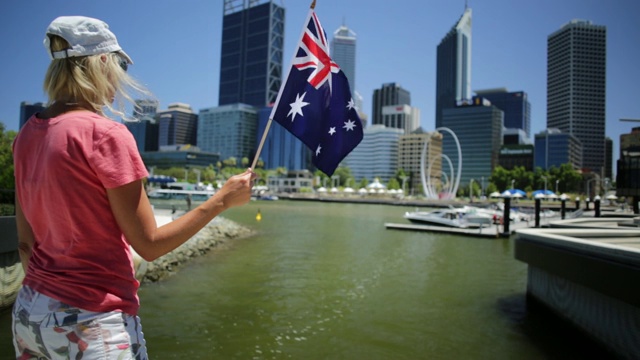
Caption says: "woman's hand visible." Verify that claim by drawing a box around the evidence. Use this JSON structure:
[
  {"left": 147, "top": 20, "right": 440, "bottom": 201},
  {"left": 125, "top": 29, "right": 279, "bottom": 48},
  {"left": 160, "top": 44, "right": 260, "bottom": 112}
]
[{"left": 217, "top": 168, "right": 257, "bottom": 210}]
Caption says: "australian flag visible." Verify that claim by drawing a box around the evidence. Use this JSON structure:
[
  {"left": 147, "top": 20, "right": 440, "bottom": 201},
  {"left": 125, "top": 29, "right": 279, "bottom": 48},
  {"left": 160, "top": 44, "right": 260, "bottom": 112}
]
[{"left": 270, "top": 9, "right": 363, "bottom": 176}]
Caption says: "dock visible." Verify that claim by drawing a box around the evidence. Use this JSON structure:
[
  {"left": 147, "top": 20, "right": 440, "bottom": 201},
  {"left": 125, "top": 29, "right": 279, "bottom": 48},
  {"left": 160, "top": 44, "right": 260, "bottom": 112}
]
[
  {"left": 515, "top": 217, "right": 640, "bottom": 358},
  {"left": 385, "top": 217, "right": 551, "bottom": 238}
]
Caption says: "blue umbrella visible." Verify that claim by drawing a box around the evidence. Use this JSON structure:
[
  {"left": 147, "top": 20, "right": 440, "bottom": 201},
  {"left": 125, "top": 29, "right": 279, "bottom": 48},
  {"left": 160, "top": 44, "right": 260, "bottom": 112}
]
[
  {"left": 532, "top": 189, "right": 555, "bottom": 197},
  {"left": 148, "top": 175, "right": 177, "bottom": 184},
  {"left": 507, "top": 189, "right": 526, "bottom": 196}
]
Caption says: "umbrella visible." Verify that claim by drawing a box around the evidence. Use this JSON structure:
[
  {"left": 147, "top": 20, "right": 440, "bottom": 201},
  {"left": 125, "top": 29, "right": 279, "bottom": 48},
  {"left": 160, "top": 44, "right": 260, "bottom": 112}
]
[
  {"left": 148, "top": 175, "right": 177, "bottom": 184},
  {"left": 606, "top": 194, "right": 618, "bottom": 200},
  {"left": 507, "top": 189, "right": 526, "bottom": 196},
  {"left": 489, "top": 191, "right": 501, "bottom": 198},
  {"left": 532, "top": 189, "right": 556, "bottom": 198}
]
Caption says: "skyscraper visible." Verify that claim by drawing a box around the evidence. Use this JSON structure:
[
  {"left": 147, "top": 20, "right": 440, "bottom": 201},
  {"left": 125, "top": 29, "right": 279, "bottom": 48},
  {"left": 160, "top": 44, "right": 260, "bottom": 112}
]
[
  {"left": 19, "top": 101, "right": 45, "bottom": 129},
  {"left": 331, "top": 24, "right": 356, "bottom": 90},
  {"left": 219, "top": 0, "right": 284, "bottom": 107},
  {"left": 547, "top": 19, "right": 606, "bottom": 174},
  {"left": 475, "top": 88, "right": 531, "bottom": 137},
  {"left": 435, "top": 7, "right": 472, "bottom": 128},
  {"left": 198, "top": 103, "right": 258, "bottom": 163},
  {"left": 156, "top": 103, "right": 198, "bottom": 147},
  {"left": 372, "top": 83, "right": 411, "bottom": 128}
]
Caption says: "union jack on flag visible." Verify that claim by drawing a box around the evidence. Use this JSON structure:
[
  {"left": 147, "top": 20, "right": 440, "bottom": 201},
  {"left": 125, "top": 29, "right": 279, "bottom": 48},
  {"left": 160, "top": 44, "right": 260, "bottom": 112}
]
[{"left": 270, "top": 8, "right": 363, "bottom": 176}]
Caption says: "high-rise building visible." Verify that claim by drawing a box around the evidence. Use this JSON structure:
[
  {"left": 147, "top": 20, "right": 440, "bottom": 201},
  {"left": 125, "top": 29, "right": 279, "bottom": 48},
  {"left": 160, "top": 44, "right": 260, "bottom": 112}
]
[
  {"left": 547, "top": 19, "right": 606, "bottom": 174},
  {"left": 256, "top": 106, "right": 310, "bottom": 170},
  {"left": 435, "top": 7, "right": 472, "bottom": 128},
  {"left": 125, "top": 118, "right": 159, "bottom": 152},
  {"left": 372, "top": 83, "right": 410, "bottom": 128},
  {"left": 441, "top": 98, "right": 503, "bottom": 186},
  {"left": 534, "top": 128, "right": 583, "bottom": 171},
  {"left": 604, "top": 137, "right": 613, "bottom": 180},
  {"left": 198, "top": 103, "right": 258, "bottom": 164},
  {"left": 219, "top": 0, "right": 284, "bottom": 107},
  {"left": 342, "top": 125, "right": 404, "bottom": 184},
  {"left": 381, "top": 104, "right": 420, "bottom": 135},
  {"left": 475, "top": 88, "right": 531, "bottom": 137},
  {"left": 19, "top": 101, "right": 45, "bottom": 129},
  {"left": 331, "top": 24, "right": 356, "bottom": 91},
  {"left": 156, "top": 103, "right": 198, "bottom": 147}
]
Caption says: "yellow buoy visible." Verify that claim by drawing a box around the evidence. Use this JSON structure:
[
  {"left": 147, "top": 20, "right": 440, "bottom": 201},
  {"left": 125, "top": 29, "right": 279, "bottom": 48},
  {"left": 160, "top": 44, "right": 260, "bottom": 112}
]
[{"left": 256, "top": 209, "right": 262, "bottom": 221}]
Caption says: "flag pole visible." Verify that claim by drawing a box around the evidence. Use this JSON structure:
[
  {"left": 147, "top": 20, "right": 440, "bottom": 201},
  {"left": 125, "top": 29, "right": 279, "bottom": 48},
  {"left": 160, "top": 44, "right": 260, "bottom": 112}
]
[{"left": 250, "top": 0, "right": 317, "bottom": 170}]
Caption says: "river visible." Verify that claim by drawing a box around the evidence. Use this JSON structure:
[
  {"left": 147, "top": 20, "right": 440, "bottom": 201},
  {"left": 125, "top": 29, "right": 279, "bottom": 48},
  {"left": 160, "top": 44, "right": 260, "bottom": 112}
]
[{"left": 0, "top": 200, "right": 612, "bottom": 359}]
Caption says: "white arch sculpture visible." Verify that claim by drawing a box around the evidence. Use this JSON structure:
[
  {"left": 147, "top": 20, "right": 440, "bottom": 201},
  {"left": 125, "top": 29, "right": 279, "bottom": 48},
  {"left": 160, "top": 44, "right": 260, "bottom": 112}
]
[
  {"left": 420, "top": 127, "right": 462, "bottom": 200},
  {"left": 425, "top": 154, "right": 454, "bottom": 199}
]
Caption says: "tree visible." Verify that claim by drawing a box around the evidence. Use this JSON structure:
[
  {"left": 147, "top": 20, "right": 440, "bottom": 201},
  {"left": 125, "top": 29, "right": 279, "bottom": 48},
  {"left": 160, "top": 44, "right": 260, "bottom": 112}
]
[
  {"left": 241, "top": 157, "right": 249, "bottom": 168},
  {"left": 0, "top": 123, "right": 17, "bottom": 191},
  {"left": 222, "top": 157, "right": 237, "bottom": 168},
  {"left": 332, "top": 166, "right": 353, "bottom": 187},
  {"left": 387, "top": 178, "right": 400, "bottom": 190},
  {"left": 358, "top": 178, "right": 368, "bottom": 189}
]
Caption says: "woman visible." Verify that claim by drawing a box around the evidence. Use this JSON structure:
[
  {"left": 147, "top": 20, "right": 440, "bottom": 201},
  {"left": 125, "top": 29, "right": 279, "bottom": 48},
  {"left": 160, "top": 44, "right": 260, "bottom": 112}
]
[{"left": 12, "top": 16, "right": 255, "bottom": 359}]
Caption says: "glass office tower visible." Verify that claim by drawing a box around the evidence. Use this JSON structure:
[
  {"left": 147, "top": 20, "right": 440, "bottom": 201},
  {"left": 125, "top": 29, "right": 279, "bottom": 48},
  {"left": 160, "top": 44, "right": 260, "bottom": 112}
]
[
  {"left": 547, "top": 19, "right": 606, "bottom": 174},
  {"left": 219, "top": 0, "right": 284, "bottom": 107},
  {"left": 435, "top": 7, "right": 472, "bottom": 129},
  {"left": 331, "top": 24, "right": 357, "bottom": 91}
]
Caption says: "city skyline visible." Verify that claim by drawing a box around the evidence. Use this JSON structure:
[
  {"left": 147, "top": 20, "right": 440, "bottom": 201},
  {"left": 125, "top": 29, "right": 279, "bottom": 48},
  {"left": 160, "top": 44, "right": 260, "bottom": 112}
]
[{"left": 1, "top": 0, "right": 638, "bottom": 169}]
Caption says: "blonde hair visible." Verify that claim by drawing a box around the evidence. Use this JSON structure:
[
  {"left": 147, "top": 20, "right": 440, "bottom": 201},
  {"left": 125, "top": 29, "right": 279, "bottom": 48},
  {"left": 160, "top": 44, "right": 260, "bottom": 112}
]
[{"left": 43, "top": 35, "right": 152, "bottom": 119}]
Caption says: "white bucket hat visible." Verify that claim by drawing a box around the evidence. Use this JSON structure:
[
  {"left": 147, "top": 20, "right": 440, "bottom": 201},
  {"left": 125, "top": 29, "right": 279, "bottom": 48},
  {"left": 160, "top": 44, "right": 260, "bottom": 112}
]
[{"left": 44, "top": 16, "right": 133, "bottom": 65}]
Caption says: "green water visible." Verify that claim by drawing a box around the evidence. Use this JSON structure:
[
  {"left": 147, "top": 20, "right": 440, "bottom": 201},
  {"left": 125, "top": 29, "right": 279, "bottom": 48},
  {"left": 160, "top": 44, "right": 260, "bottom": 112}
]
[{"left": 0, "top": 200, "right": 611, "bottom": 359}]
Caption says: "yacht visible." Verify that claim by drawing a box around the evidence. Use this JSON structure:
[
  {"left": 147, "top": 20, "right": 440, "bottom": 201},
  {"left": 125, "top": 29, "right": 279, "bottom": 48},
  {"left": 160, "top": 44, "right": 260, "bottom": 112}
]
[{"left": 404, "top": 207, "right": 492, "bottom": 228}]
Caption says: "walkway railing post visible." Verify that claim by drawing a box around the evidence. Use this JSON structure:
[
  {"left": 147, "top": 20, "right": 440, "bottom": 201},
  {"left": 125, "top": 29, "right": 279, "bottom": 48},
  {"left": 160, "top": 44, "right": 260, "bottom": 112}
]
[
  {"left": 594, "top": 196, "right": 601, "bottom": 217},
  {"left": 503, "top": 197, "right": 511, "bottom": 235},
  {"left": 534, "top": 198, "right": 541, "bottom": 228}
]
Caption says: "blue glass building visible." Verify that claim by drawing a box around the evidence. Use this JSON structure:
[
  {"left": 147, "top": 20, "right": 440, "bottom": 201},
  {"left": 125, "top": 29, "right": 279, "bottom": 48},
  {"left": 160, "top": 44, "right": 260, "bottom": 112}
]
[
  {"left": 534, "top": 129, "right": 583, "bottom": 170},
  {"left": 125, "top": 118, "right": 159, "bottom": 152},
  {"left": 442, "top": 100, "right": 503, "bottom": 186},
  {"left": 435, "top": 8, "right": 472, "bottom": 128},
  {"left": 157, "top": 103, "right": 198, "bottom": 147},
  {"left": 475, "top": 88, "right": 531, "bottom": 137},
  {"left": 256, "top": 107, "right": 310, "bottom": 171},
  {"left": 198, "top": 103, "right": 258, "bottom": 164},
  {"left": 331, "top": 24, "right": 357, "bottom": 91},
  {"left": 219, "top": 0, "right": 284, "bottom": 107},
  {"left": 19, "top": 101, "right": 45, "bottom": 129}
]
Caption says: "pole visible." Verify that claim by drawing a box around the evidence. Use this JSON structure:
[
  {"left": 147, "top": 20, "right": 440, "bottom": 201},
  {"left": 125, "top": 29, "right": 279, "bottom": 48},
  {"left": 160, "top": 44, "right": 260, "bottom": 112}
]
[
  {"left": 534, "top": 198, "right": 541, "bottom": 228},
  {"left": 251, "top": 119, "right": 273, "bottom": 170},
  {"left": 561, "top": 198, "right": 566, "bottom": 219},
  {"left": 503, "top": 197, "right": 511, "bottom": 235}
]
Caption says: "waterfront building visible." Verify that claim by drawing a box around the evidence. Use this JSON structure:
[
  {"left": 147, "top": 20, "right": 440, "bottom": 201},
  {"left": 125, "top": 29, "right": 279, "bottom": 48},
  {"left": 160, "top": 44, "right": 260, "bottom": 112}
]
[
  {"left": 397, "top": 129, "right": 442, "bottom": 195},
  {"left": 157, "top": 103, "right": 198, "bottom": 148},
  {"left": 498, "top": 145, "right": 534, "bottom": 171},
  {"left": 503, "top": 128, "right": 533, "bottom": 146},
  {"left": 256, "top": 106, "right": 311, "bottom": 171},
  {"left": 534, "top": 128, "right": 583, "bottom": 171},
  {"left": 267, "top": 170, "right": 314, "bottom": 193},
  {"left": 198, "top": 103, "right": 258, "bottom": 165},
  {"left": 141, "top": 145, "right": 220, "bottom": 170},
  {"left": 475, "top": 88, "right": 531, "bottom": 137},
  {"left": 331, "top": 24, "right": 357, "bottom": 92},
  {"left": 382, "top": 104, "right": 420, "bottom": 135},
  {"left": 342, "top": 125, "right": 404, "bottom": 184},
  {"left": 435, "top": 7, "right": 472, "bottom": 128},
  {"left": 372, "top": 83, "right": 411, "bottom": 129},
  {"left": 125, "top": 117, "right": 159, "bottom": 152},
  {"left": 19, "top": 101, "right": 45, "bottom": 129},
  {"left": 219, "top": 0, "right": 284, "bottom": 107},
  {"left": 547, "top": 19, "right": 606, "bottom": 175},
  {"left": 617, "top": 127, "right": 640, "bottom": 208},
  {"left": 441, "top": 97, "right": 502, "bottom": 186}
]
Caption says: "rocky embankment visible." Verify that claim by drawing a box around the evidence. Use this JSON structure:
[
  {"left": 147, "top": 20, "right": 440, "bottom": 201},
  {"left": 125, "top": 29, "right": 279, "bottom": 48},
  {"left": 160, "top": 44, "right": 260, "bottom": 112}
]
[{"left": 134, "top": 210, "right": 254, "bottom": 283}]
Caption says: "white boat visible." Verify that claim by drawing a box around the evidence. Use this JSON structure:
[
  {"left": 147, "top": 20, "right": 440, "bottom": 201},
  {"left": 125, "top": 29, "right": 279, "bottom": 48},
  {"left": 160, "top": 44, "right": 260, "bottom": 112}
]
[
  {"left": 404, "top": 208, "right": 492, "bottom": 228},
  {"left": 148, "top": 188, "right": 215, "bottom": 201}
]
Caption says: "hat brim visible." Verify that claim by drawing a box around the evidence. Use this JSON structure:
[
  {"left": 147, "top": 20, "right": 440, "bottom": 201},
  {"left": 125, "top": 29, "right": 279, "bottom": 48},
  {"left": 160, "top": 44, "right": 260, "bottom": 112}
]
[{"left": 116, "top": 50, "right": 133, "bottom": 65}]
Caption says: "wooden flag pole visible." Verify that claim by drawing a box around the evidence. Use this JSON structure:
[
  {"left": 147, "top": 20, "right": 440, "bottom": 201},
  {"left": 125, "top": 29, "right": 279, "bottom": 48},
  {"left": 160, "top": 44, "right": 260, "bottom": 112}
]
[
  {"left": 250, "top": 118, "right": 273, "bottom": 170},
  {"left": 250, "top": 0, "right": 317, "bottom": 170}
]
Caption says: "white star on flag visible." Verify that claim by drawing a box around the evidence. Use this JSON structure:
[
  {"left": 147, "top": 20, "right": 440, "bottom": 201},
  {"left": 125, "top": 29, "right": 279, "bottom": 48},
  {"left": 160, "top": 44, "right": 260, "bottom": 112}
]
[
  {"left": 288, "top": 92, "right": 309, "bottom": 122},
  {"left": 347, "top": 98, "right": 357, "bottom": 111},
  {"left": 316, "top": 144, "right": 322, "bottom": 155},
  {"left": 343, "top": 119, "right": 357, "bottom": 131},
  {"left": 328, "top": 127, "right": 336, "bottom": 135}
]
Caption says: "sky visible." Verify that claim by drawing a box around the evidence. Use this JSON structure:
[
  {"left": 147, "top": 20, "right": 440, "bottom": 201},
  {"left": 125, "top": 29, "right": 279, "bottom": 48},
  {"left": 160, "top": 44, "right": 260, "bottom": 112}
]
[{"left": 1, "top": 0, "right": 639, "bottom": 166}]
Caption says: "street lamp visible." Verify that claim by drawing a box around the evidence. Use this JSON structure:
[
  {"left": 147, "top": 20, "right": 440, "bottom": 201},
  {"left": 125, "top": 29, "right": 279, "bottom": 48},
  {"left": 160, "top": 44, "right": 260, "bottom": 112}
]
[
  {"left": 542, "top": 176, "right": 547, "bottom": 195},
  {"left": 555, "top": 179, "right": 559, "bottom": 195},
  {"left": 469, "top": 179, "right": 474, "bottom": 200},
  {"left": 401, "top": 176, "right": 409, "bottom": 195},
  {"left": 511, "top": 179, "right": 515, "bottom": 191}
]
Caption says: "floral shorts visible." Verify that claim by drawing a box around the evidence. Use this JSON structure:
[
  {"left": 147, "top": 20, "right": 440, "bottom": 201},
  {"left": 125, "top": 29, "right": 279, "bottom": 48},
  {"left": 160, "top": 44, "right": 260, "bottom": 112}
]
[{"left": 12, "top": 286, "right": 148, "bottom": 360}]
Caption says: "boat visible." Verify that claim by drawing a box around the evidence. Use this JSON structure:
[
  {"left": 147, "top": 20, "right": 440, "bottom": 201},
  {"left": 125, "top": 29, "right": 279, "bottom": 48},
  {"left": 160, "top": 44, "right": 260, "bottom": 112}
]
[
  {"left": 148, "top": 188, "right": 215, "bottom": 201},
  {"left": 403, "top": 207, "right": 492, "bottom": 228}
]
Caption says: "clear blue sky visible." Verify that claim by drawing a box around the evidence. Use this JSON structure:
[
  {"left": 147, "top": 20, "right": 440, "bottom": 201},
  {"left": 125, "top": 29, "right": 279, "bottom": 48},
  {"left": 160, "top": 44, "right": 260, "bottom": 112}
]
[{"left": 1, "top": 0, "right": 639, "bottom": 165}]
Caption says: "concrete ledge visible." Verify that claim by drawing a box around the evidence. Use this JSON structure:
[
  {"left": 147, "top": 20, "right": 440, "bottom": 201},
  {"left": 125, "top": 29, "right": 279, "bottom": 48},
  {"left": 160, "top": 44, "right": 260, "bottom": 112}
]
[{"left": 515, "top": 228, "right": 640, "bottom": 358}]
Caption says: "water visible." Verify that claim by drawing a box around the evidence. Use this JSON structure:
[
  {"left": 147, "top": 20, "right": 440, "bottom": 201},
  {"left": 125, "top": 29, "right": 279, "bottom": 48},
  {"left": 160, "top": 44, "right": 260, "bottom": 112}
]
[{"left": 0, "top": 200, "right": 613, "bottom": 359}]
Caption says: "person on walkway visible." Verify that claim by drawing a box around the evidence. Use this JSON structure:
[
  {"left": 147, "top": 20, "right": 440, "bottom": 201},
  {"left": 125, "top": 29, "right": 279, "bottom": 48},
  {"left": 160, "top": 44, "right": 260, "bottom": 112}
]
[{"left": 12, "top": 16, "right": 256, "bottom": 359}]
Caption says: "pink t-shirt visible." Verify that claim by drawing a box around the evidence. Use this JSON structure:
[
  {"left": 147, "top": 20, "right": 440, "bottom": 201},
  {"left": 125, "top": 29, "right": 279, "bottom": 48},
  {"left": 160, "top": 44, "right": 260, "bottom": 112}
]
[{"left": 13, "top": 111, "right": 149, "bottom": 315}]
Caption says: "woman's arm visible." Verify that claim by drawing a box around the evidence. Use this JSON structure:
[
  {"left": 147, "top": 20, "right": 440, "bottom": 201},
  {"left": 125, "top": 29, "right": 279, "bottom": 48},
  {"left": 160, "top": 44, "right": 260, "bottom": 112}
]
[
  {"left": 15, "top": 199, "right": 35, "bottom": 273},
  {"left": 107, "top": 169, "right": 255, "bottom": 261}
]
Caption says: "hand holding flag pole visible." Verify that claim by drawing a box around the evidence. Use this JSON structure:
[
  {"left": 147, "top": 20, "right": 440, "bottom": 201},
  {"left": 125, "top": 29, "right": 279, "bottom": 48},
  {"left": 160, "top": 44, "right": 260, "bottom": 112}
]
[{"left": 250, "top": 0, "right": 363, "bottom": 177}]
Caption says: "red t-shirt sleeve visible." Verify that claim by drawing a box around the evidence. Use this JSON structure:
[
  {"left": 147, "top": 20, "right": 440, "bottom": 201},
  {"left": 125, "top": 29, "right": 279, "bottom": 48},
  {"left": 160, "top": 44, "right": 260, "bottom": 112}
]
[{"left": 90, "top": 123, "right": 149, "bottom": 189}]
